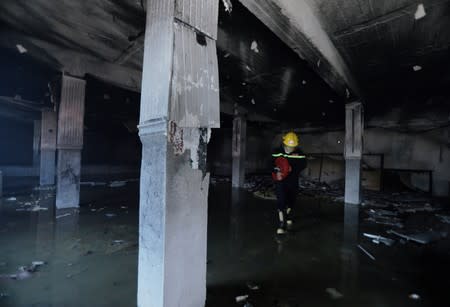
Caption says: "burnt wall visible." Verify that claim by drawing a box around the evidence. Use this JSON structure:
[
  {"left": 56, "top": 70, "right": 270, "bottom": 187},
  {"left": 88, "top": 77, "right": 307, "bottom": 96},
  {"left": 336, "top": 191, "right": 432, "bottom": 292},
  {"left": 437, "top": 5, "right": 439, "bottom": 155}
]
[
  {"left": 300, "top": 127, "right": 450, "bottom": 197},
  {"left": 207, "top": 125, "right": 275, "bottom": 176},
  {"left": 0, "top": 117, "right": 33, "bottom": 165}
]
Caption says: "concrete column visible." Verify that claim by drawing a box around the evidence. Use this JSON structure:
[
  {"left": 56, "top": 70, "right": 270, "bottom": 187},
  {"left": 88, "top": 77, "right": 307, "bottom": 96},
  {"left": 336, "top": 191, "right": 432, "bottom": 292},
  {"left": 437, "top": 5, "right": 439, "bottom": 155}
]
[
  {"left": 344, "top": 102, "right": 364, "bottom": 204},
  {"left": 33, "top": 120, "right": 42, "bottom": 167},
  {"left": 40, "top": 110, "right": 57, "bottom": 186},
  {"left": 55, "top": 75, "right": 86, "bottom": 209},
  {"left": 137, "top": 1, "right": 220, "bottom": 306},
  {"left": 232, "top": 113, "right": 247, "bottom": 188}
]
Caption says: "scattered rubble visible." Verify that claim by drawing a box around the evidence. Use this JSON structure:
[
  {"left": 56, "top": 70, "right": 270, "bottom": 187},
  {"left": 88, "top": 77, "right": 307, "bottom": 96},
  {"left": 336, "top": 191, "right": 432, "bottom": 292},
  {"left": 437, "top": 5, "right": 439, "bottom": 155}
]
[
  {"left": 387, "top": 230, "right": 446, "bottom": 245},
  {"left": 436, "top": 214, "right": 450, "bottom": 224},
  {"left": 0, "top": 261, "right": 46, "bottom": 280},
  {"left": 363, "top": 233, "right": 395, "bottom": 246}
]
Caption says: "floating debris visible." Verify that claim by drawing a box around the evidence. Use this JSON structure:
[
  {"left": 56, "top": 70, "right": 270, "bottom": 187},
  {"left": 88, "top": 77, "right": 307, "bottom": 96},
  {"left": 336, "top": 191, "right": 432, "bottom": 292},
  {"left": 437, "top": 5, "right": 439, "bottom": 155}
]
[
  {"left": 31, "top": 205, "right": 48, "bottom": 212},
  {"left": 436, "top": 214, "right": 450, "bottom": 224},
  {"left": 105, "top": 213, "right": 117, "bottom": 218},
  {"left": 56, "top": 213, "right": 72, "bottom": 219},
  {"left": 246, "top": 281, "right": 260, "bottom": 291},
  {"left": 80, "top": 182, "right": 107, "bottom": 187},
  {"left": 366, "top": 216, "right": 404, "bottom": 228},
  {"left": 387, "top": 230, "right": 445, "bottom": 245},
  {"left": 109, "top": 181, "right": 126, "bottom": 188},
  {"left": 235, "top": 295, "right": 249, "bottom": 303},
  {"left": 409, "top": 293, "right": 421, "bottom": 300},
  {"left": 413, "top": 65, "right": 422, "bottom": 71},
  {"left": 251, "top": 98, "right": 256, "bottom": 105},
  {"left": 0, "top": 261, "right": 46, "bottom": 280},
  {"left": 325, "top": 288, "right": 343, "bottom": 299},
  {"left": 363, "top": 233, "right": 395, "bottom": 246},
  {"left": 414, "top": 4, "right": 426, "bottom": 20},
  {"left": 224, "top": 53, "right": 230, "bottom": 58},
  {"left": 245, "top": 65, "right": 252, "bottom": 72},
  {"left": 6, "top": 197, "right": 17, "bottom": 201},
  {"left": 358, "top": 245, "right": 376, "bottom": 260},
  {"left": 302, "top": 80, "right": 307, "bottom": 85}
]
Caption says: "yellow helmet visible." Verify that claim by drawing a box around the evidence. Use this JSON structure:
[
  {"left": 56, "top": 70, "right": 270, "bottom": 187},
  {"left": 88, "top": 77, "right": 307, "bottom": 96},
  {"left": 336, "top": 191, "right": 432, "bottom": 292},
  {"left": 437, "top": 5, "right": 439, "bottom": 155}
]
[{"left": 282, "top": 132, "right": 299, "bottom": 147}]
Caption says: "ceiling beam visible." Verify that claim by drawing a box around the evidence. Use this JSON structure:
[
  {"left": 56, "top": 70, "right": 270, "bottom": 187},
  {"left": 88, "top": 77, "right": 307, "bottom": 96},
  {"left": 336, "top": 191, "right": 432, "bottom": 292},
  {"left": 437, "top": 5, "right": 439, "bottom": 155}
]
[
  {"left": 0, "top": 29, "right": 142, "bottom": 93},
  {"left": 238, "top": 0, "right": 361, "bottom": 99}
]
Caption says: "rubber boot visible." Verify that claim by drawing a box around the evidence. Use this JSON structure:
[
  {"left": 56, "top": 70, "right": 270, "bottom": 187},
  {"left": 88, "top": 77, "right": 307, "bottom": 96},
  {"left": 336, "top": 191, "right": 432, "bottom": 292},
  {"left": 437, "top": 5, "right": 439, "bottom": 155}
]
[
  {"left": 286, "top": 207, "right": 293, "bottom": 227},
  {"left": 277, "top": 210, "right": 286, "bottom": 234}
]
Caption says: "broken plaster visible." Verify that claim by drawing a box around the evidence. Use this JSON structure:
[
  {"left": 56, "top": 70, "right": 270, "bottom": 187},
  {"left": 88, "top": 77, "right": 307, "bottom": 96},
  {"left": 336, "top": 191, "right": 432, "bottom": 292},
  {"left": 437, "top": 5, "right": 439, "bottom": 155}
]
[{"left": 168, "top": 121, "right": 211, "bottom": 172}]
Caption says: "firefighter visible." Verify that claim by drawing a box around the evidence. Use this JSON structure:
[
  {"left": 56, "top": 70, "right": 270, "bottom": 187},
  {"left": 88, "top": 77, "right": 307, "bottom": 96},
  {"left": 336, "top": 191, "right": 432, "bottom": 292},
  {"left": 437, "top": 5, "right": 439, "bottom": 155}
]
[{"left": 272, "top": 132, "right": 307, "bottom": 234}]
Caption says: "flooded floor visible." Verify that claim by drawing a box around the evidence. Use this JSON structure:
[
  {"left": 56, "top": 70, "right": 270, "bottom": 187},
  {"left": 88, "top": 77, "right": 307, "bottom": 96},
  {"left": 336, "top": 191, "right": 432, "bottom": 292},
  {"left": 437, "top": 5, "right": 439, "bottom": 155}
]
[{"left": 1, "top": 181, "right": 450, "bottom": 306}]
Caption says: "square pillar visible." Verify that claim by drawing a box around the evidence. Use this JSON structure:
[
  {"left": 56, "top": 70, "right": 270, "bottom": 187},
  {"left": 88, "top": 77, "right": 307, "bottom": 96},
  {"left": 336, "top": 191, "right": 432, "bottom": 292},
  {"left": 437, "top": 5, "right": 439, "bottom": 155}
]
[
  {"left": 55, "top": 75, "right": 86, "bottom": 209},
  {"left": 232, "top": 113, "right": 247, "bottom": 188},
  {"left": 344, "top": 102, "right": 364, "bottom": 204},
  {"left": 40, "top": 110, "right": 57, "bottom": 186},
  {"left": 33, "top": 120, "right": 42, "bottom": 167},
  {"left": 137, "top": 1, "right": 220, "bottom": 306}
]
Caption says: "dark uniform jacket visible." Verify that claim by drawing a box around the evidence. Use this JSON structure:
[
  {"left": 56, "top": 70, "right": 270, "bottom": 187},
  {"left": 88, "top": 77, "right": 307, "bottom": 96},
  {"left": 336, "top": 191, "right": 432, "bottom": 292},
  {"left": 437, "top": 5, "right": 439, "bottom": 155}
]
[{"left": 272, "top": 146, "right": 307, "bottom": 187}]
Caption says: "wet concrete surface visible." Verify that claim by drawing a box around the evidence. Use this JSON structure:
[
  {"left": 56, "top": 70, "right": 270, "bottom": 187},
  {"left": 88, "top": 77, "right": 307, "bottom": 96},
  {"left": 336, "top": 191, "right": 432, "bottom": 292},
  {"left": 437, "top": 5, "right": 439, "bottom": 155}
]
[{"left": 1, "top": 181, "right": 449, "bottom": 306}]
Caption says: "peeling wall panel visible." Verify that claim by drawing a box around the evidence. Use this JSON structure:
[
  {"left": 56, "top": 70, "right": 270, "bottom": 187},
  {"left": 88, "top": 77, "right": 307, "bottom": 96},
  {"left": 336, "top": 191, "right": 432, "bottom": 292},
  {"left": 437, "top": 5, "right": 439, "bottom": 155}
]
[
  {"left": 139, "top": 0, "right": 175, "bottom": 123},
  {"left": 175, "top": 0, "right": 219, "bottom": 39},
  {"left": 57, "top": 75, "right": 86, "bottom": 149},
  {"left": 41, "top": 110, "right": 57, "bottom": 150},
  {"left": 170, "top": 21, "right": 220, "bottom": 128}
]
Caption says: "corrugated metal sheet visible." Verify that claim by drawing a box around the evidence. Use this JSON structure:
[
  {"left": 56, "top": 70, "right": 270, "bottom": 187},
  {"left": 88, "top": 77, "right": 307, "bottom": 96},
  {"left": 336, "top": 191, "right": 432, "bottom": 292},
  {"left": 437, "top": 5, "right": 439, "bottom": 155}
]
[
  {"left": 174, "top": 0, "right": 219, "bottom": 39},
  {"left": 57, "top": 75, "right": 86, "bottom": 149},
  {"left": 139, "top": 0, "right": 175, "bottom": 124},
  {"left": 40, "top": 110, "right": 57, "bottom": 150},
  {"left": 170, "top": 21, "right": 220, "bottom": 128},
  {"left": 345, "top": 102, "right": 363, "bottom": 159}
]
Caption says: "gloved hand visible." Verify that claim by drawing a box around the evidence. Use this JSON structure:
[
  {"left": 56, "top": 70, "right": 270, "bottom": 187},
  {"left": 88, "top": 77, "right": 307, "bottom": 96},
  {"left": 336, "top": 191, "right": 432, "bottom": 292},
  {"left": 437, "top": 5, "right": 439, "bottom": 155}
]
[{"left": 272, "top": 157, "right": 291, "bottom": 181}]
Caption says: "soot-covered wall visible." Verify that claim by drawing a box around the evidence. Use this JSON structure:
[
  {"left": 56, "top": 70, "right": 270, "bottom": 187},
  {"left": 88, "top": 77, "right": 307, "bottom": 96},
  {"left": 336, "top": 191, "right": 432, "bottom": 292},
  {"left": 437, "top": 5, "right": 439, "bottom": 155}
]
[
  {"left": 300, "top": 127, "right": 450, "bottom": 197},
  {"left": 207, "top": 124, "right": 276, "bottom": 176},
  {"left": 0, "top": 117, "right": 33, "bottom": 165}
]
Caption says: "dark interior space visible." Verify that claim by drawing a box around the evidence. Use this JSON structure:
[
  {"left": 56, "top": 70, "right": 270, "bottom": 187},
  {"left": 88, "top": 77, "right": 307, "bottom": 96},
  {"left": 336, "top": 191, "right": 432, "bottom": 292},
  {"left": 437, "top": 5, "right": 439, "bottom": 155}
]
[{"left": 1, "top": 1, "right": 449, "bottom": 307}]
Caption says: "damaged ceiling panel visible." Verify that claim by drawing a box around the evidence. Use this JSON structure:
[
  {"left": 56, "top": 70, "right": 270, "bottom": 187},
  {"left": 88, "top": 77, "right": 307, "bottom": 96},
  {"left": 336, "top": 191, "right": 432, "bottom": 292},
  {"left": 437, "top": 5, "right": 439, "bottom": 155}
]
[
  {"left": 307, "top": 0, "right": 450, "bottom": 114},
  {"left": 0, "top": 0, "right": 448, "bottom": 125}
]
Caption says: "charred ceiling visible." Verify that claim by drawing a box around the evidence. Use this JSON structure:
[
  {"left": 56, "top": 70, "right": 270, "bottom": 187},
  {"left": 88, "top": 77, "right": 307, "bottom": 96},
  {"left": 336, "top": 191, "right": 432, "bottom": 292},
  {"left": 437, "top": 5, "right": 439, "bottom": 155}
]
[{"left": 0, "top": 0, "right": 449, "bottom": 126}]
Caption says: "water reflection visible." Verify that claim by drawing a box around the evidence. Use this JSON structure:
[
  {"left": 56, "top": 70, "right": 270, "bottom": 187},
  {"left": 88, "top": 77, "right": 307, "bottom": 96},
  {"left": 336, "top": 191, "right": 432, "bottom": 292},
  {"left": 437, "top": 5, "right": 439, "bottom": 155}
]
[
  {"left": 341, "top": 203, "right": 360, "bottom": 296},
  {"left": 229, "top": 187, "right": 245, "bottom": 256}
]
